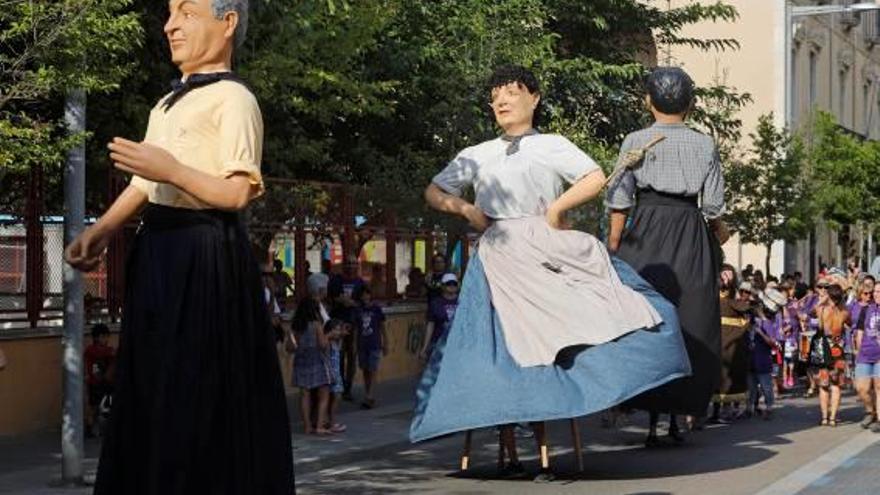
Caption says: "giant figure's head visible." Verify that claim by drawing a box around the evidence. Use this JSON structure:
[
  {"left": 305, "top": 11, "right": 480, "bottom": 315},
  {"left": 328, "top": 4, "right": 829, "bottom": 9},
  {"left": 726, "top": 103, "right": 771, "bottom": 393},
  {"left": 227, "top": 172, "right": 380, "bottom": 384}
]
[
  {"left": 487, "top": 65, "right": 542, "bottom": 134},
  {"left": 164, "top": 0, "right": 249, "bottom": 75},
  {"left": 644, "top": 67, "right": 695, "bottom": 117}
]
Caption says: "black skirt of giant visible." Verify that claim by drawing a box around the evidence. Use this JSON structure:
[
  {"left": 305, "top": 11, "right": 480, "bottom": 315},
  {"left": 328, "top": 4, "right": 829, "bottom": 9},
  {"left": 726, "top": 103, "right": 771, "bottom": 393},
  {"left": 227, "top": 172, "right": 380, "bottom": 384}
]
[
  {"left": 616, "top": 189, "right": 722, "bottom": 417},
  {"left": 94, "top": 204, "right": 295, "bottom": 495}
]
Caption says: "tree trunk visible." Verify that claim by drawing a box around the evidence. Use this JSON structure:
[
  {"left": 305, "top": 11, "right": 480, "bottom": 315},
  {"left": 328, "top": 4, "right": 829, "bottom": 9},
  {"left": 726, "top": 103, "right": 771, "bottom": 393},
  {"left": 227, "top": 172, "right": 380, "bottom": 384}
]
[{"left": 765, "top": 242, "right": 773, "bottom": 278}]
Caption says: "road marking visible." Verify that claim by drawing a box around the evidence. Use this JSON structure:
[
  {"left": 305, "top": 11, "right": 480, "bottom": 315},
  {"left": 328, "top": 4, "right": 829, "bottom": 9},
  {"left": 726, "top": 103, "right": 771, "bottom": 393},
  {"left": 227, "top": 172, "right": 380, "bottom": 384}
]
[{"left": 753, "top": 432, "right": 880, "bottom": 495}]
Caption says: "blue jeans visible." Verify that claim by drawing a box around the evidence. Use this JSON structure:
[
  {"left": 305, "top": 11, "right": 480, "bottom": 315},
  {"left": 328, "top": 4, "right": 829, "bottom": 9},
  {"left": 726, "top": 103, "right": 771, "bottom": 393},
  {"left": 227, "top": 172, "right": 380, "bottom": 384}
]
[{"left": 748, "top": 372, "right": 775, "bottom": 410}]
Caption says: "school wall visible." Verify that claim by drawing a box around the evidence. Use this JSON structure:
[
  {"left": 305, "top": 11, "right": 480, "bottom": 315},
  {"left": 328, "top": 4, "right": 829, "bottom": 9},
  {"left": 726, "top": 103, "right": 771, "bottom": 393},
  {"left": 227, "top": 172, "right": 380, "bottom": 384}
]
[
  {"left": 1, "top": 305, "right": 428, "bottom": 437},
  {"left": 0, "top": 331, "right": 120, "bottom": 437}
]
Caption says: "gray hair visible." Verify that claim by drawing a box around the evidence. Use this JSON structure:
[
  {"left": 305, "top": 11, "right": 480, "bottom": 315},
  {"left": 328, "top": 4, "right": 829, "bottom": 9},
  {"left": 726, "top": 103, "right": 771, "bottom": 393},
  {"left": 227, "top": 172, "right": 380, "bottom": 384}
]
[
  {"left": 307, "top": 273, "right": 329, "bottom": 297},
  {"left": 211, "top": 0, "right": 249, "bottom": 47}
]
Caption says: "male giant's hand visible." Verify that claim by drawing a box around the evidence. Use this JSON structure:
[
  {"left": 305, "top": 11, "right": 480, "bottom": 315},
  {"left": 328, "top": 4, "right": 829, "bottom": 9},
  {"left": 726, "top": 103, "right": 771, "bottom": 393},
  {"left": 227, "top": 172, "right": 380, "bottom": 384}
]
[
  {"left": 109, "top": 138, "right": 181, "bottom": 183},
  {"left": 64, "top": 225, "right": 110, "bottom": 272}
]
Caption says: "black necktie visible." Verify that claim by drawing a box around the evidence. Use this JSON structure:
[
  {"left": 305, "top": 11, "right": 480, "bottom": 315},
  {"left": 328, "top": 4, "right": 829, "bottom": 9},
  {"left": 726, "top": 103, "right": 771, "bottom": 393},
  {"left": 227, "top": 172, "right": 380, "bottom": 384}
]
[
  {"left": 501, "top": 128, "right": 538, "bottom": 155},
  {"left": 162, "top": 72, "right": 245, "bottom": 112}
]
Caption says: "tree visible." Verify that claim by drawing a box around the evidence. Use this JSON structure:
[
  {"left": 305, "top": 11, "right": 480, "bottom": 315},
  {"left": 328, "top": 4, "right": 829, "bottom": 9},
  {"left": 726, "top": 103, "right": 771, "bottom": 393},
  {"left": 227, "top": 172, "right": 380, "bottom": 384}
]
[
  {"left": 78, "top": 0, "right": 749, "bottom": 238},
  {"left": 807, "top": 111, "right": 880, "bottom": 263},
  {"left": 0, "top": 0, "right": 142, "bottom": 213},
  {"left": 725, "top": 114, "right": 812, "bottom": 275}
]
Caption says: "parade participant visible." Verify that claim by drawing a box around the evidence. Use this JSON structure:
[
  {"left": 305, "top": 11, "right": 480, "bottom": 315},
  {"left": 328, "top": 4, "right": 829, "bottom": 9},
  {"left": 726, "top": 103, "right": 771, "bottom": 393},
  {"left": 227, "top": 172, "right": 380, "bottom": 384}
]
[
  {"left": 748, "top": 289, "right": 785, "bottom": 420},
  {"left": 411, "top": 65, "right": 690, "bottom": 478},
  {"left": 606, "top": 67, "right": 728, "bottom": 443},
  {"left": 808, "top": 284, "right": 850, "bottom": 427},
  {"left": 425, "top": 253, "right": 453, "bottom": 304},
  {"left": 781, "top": 282, "right": 801, "bottom": 390},
  {"left": 420, "top": 273, "right": 460, "bottom": 360},
  {"left": 64, "top": 1, "right": 294, "bottom": 492},
  {"left": 711, "top": 265, "right": 750, "bottom": 423},
  {"left": 848, "top": 279, "right": 874, "bottom": 385},
  {"left": 855, "top": 283, "right": 880, "bottom": 431},
  {"left": 799, "top": 277, "right": 829, "bottom": 398}
]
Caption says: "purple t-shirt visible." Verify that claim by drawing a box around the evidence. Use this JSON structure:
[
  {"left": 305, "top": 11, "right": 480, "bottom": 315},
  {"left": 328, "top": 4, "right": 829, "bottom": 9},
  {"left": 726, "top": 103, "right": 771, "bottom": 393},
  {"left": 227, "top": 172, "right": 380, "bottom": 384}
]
[
  {"left": 428, "top": 296, "right": 459, "bottom": 345},
  {"left": 858, "top": 304, "right": 880, "bottom": 364},
  {"left": 750, "top": 317, "right": 776, "bottom": 374},
  {"left": 849, "top": 301, "right": 871, "bottom": 353},
  {"left": 784, "top": 302, "right": 800, "bottom": 346}
]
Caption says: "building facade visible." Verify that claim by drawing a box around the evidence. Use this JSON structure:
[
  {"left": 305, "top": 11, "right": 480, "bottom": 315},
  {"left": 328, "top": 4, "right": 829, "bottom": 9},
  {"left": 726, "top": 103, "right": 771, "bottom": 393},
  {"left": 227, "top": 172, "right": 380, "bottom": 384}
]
[{"left": 660, "top": 0, "right": 880, "bottom": 278}]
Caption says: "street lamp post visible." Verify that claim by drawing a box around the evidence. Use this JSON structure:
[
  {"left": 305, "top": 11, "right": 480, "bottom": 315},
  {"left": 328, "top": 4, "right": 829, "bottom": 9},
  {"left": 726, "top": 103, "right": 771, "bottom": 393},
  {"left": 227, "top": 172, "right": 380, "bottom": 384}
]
[{"left": 784, "top": 1, "right": 880, "bottom": 126}]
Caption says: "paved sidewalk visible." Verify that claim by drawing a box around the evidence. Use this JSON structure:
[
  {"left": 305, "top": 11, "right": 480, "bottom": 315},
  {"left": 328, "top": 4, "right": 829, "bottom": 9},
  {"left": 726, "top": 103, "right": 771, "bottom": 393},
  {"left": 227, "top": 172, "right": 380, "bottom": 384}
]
[
  {"left": 0, "top": 377, "right": 419, "bottom": 494},
  {"left": 295, "top": 391, "right": 880, "bottom": 495},
  {"left": 292, "top": 377, "right": 419, "bottom": 473},
  {"left": 4, "top": 380, "right": 880, "bottom": 495}
]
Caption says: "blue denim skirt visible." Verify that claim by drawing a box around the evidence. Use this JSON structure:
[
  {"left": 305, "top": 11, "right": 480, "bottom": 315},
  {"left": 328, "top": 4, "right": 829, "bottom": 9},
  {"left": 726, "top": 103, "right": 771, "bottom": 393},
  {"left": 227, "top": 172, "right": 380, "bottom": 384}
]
[{"left": 410, "top": 254, "right": 691, "bottom": 442}]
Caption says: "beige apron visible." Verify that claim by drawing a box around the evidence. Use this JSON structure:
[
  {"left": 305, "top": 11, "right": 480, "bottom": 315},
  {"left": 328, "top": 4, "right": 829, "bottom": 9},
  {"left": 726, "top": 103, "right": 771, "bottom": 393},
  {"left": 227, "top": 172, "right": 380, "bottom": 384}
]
[{"left": 478, "top": 216, "right": 662, "bottom": 367}]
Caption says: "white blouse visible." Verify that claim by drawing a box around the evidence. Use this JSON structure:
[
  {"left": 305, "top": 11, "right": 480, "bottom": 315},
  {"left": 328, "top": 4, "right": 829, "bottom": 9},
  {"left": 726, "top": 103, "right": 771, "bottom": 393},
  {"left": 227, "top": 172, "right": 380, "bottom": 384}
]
[{"left": 432, "top": 134, "right": 600, "bottom": 219}]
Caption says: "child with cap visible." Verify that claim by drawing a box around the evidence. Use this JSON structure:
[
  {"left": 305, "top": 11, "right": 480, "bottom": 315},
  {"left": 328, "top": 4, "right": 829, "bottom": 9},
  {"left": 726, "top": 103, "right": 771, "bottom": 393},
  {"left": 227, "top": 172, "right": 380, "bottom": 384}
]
[
  {"left": 748, "top": 289, "right": 785, "bottom": 420},
  {"left": 420, "top": 273, "right": 460, "bottom": 360}
]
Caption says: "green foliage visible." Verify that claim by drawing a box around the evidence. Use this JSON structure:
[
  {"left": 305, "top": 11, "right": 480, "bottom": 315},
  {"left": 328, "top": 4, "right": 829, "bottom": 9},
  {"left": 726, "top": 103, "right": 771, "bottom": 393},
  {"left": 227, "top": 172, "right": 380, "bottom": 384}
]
[
  {"left": 807, "top": 111, "right": 880, "bottom": 230},
  {"left": 725, "top": 114, "right": 812, "bottom": 273},
  {"left": 0, "top": 0, "right": 142, "bottom": 211},
  {"left": 10, "top": 0, "right": 750, "bottom": 227}
]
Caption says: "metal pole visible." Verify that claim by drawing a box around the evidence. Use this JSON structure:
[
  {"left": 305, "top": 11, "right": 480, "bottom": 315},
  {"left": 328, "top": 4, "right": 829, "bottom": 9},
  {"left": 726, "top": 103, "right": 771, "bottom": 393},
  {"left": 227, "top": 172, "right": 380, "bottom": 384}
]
[
  {"left": 62, "top": 88, "right": 86, "bottom": 484},
  {"left": 785, "top": 1, "right": 793, "bottom": 127}
]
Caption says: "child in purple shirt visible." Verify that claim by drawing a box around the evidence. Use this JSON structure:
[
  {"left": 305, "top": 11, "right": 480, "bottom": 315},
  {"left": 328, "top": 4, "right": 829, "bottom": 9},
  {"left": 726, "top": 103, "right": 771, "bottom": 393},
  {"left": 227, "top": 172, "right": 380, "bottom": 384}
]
[
  {"left": 420, "top": 273, "right": 460, "bottom": 360},
  {"left": 782, "top": 294, "right": 800, "bottom": 390},
  {"left": 354, "top": 286, "right": 387, "bottom": 409},
  {"left": 749, "top": 290, "right": 783, "bottom": 420}
]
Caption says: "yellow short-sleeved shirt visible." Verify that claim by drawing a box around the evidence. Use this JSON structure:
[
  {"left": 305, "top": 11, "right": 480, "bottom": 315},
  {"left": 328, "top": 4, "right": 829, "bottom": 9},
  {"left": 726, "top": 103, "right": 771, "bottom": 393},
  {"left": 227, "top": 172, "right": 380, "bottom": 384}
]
[{"left": 130, "top": 79, "right": 265, "bottom": 209}]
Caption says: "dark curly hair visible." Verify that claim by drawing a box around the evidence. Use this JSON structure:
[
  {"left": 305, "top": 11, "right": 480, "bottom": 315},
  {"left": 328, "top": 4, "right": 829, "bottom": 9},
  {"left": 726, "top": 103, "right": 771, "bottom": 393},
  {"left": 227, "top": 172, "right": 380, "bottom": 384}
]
[
  {"left": 487, "top": 65, "right": 542, "bottom": 125},
  {"left": 488, "top": 65, "right": 541, "bottom": 94},
  {"left": 645, "top": 67, "right": 695, "bottom": 115}
]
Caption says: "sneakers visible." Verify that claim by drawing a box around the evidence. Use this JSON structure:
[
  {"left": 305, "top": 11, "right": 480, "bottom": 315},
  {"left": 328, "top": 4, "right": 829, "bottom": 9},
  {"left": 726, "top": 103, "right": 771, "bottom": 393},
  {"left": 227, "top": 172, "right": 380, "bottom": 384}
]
[
  {"left": 860, "top": 414, "right": 876, "bottom": 429},
  {"left": 533, "top": 468, "right": 556, "bottom": 483},
  {"left": 871, "top": 422, "right": 880, "bottom": 434}
]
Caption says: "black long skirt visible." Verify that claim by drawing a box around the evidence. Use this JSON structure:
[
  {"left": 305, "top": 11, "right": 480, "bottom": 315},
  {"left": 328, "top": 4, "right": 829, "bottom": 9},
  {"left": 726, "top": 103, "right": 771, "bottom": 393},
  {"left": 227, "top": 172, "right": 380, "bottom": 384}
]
[
  {"left": 617, "top": 190, "right": 721, "bottom": 417},
  {"left": 94, "top": 204, "right": 294, "bottom": 495}
]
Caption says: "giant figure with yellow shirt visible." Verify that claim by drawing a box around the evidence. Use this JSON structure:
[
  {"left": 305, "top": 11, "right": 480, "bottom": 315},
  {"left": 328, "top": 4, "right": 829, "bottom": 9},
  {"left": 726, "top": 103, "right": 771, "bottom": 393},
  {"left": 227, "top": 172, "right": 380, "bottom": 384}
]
[{"left": 64, "top": 1, "right": 294, "bottom": 493}]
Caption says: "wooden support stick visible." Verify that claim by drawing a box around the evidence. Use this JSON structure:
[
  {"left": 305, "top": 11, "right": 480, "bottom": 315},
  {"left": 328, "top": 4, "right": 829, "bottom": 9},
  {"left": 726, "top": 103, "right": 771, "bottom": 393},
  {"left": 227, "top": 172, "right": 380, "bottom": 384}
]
[
  {"left": 570, "top": 418, "right": 584, "bottom": 473},
  {"left": 498, "top": 427, "right": 507, "bottom": 469},
  {"left": 460, "top": 430, "right": 473, "bottom": 471},
  {"left": 533, "top": 422, "right": 550, "bottom": 469}
]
